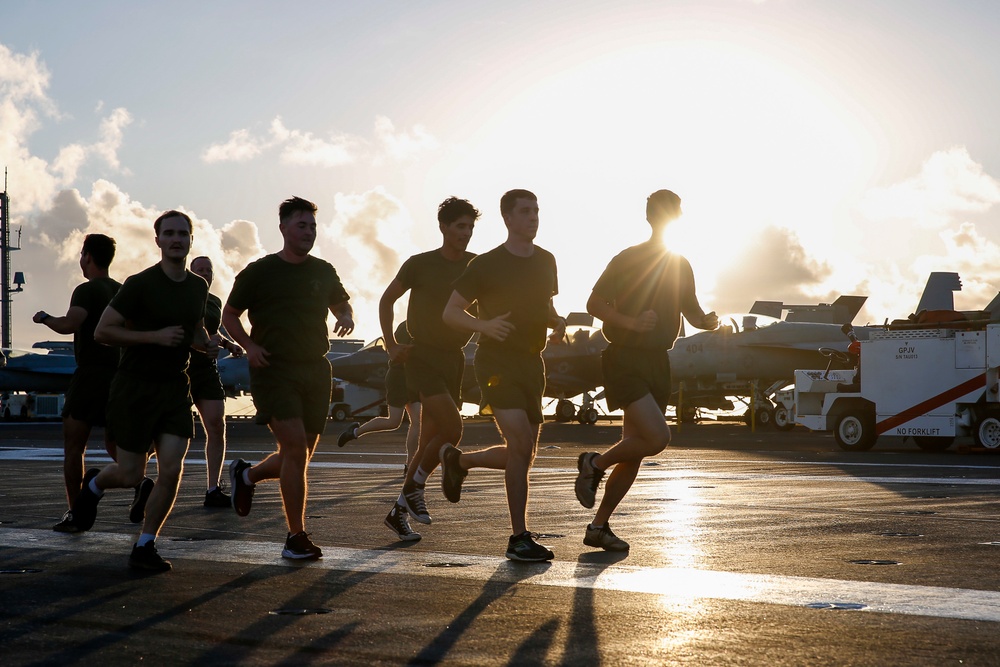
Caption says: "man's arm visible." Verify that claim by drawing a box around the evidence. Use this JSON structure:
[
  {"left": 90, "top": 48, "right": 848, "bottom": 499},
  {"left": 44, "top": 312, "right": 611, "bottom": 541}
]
[
  {"left": 546, "top": 300, "right": 567, "bottom": 345},
  {"left": 330, "top": 301, "right": 355, "bottom": 338},
  {"left": 190, "top": 318, "right": 220, "bottom": 357},
  {"left": 378, "top": 279, "right": 410, "bottom": 362},
  {"left": 94, "top": 306, "right": 185, "bottom": 347},
  {"left": 222, "top": 304, "right": 268, "bottom": 367},
  {"left": 442, "top": 290, "right": 514, "bottom": 342},
  {"left": 586, "top": 292, "right": 658, "bottom": 333},
  {"left": 33, "top": 306, "right": 87, "bottom": 336}
]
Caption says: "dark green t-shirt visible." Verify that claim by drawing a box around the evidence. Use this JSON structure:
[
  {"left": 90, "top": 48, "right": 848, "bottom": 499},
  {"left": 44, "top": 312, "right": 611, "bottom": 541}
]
[
  {"left": 69, "top": 276, "right": 121, "bottom": 369},
  {"left": 190, "top": 293, "right": 222, "bottom": 371},
  {"left": 227, "top": 254, "right": 350, "bottom": 363},
  {"left": 396, "top": 249, "right": 475, "bottom": 350},
  {"left": 592, "top": 241, "right": 700, "bottom": 350},
  {"left": 110, "top": 264, "right": 208, "bottom": 377},
  {"left": 453, "top": 244, "right": 557, "bottom": 355}
]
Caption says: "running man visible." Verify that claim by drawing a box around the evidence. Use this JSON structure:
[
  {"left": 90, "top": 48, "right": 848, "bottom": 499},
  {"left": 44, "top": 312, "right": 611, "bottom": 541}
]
[
  {"left": 575, "top": 189, "right": 717, "bottom": 551},
  {"left": 188, "top": 256, "right": 244, "bottom": 508},
  {"left": 223, "top": 196, "right": 353, "bottom": 561},
  {"left": 69, "top": 210, "right": 214, "bottom": 572},
  {"left": 337, "top": 321, "right": 421, "bottom": 475},
  {"left": 34, "top": 233, "right": 127, "bottom": 533},
  {"left": 372, "top": 196, "right": 478, "bottom": 541},
  {"left": 439, "top": 189, "right": 566, "bottom": 561}
]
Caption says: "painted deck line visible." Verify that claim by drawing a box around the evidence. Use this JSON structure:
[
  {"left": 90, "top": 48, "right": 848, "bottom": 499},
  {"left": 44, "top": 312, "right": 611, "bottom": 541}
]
[{"left": 4, "top": 527, "right": 1000, "bottom": 623}]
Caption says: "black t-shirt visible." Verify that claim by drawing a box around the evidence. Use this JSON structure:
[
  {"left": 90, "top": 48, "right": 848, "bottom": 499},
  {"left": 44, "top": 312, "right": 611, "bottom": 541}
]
[
  {"left": 592, "top": 241, "right": 701, "bottom": 350},
  {"left": 453, "top": 244, "right": 558, "bottom": 355},
  {"left": 69, "top": 276, "right": 121, "bottom": 368},
  {"left": 227, "top": 254, "right": 350, "bottom": 363},
  {"left": 395, "top": 249, "right": 476, "bottom": 350},
  {"left": 110, "top": 264, "right": 208, "bottom": 377}
]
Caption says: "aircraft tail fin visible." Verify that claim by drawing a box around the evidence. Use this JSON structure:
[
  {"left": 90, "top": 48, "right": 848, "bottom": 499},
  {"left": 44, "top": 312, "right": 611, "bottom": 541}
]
[{"left": 914, "top": 272, "right": 962, "bottom": 313}]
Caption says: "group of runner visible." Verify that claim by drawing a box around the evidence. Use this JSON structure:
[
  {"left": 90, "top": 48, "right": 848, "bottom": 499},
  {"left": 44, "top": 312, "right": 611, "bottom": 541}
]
[{"left": 37, "top": 188, "right": 717, "bottom": 572}]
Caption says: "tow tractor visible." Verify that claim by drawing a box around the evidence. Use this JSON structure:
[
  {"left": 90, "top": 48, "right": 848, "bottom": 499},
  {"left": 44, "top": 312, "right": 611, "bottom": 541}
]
[{"left": 794, "top": 319, "right": 1000, "bottom": 451}]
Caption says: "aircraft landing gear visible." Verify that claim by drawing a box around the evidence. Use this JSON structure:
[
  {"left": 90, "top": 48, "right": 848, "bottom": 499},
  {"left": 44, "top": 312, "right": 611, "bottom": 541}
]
[{"left": 555, "top": 399, "right": 576, "bottom": 422}]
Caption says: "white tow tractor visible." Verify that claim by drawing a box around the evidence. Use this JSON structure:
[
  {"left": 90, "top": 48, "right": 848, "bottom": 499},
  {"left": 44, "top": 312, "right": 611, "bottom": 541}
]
[{"left": 794, "top": 321, "right": 1000, "bottom": 451}]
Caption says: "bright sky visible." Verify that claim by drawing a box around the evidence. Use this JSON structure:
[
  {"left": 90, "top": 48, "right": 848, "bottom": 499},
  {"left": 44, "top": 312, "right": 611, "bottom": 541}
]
[{"left": 3, "top": 0, "right": 1000, "bottom": 349}]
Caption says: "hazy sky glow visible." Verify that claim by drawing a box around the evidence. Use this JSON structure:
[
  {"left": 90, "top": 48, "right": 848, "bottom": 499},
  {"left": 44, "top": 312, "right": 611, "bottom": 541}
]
[{"left": 3, "top": 0, "right": 1000, "bottom": 349}]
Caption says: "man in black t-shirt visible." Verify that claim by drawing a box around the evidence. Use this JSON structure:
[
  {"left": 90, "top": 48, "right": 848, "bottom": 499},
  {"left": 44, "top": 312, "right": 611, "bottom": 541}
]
[
  {"left": 223, "top": 196, "right": 354, "bottom": 561},
  {"left": 34, "top": 234, "right": 122, "bottom": 533},
  {"left": 576, "top": 190, "right": 718, "bottom": 552},
  {"left": 68, "top": 211, "right": 214, "bottom": 572},
  {"left": 189, "top": 256, "right": 244, "bottom": 508},
  {"left": 440, "top": 189, "right": 567, "bottom": 562}
]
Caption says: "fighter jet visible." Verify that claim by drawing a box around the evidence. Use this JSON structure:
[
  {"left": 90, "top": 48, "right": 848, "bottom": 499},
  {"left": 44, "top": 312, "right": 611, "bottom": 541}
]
[
  {"left": 668, "top": 272, "right": 966, "bottom": 427},
  {"left": 0, "top": 345, "right": 76, "bottom": 393}
]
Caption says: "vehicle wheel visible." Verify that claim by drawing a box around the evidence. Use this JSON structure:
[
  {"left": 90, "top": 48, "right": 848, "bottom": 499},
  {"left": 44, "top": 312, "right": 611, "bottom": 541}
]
[
  {"left": 330, "top": 404, "right": 350, "bottom": 422},
  {"left": 680, "top": 407, "right": 698, "bottom": 423},
  {"left": 2, "top": 407, "right": 9, "bottom": 420},
  {"left": 773, "top": 405, "right": 795, "bottom": 431},
  {"left": 19, "top": 405, "right": 28, "bottom": 420},
  {"left": 582, "top": 408, "right": 599, "bottom": 425},
  {"left": 754, "top": 405, "right": 774, "bottom": 428},
  {"left": 834, "top": 411, "right": 877, "bottom": 451},
  {"left": 974, "top": 416, "right": 1000, "bottom": 449},
  {"left": 914, "top": 436, "right": 955, "bottom": 452},
  {"left": 556, "top": 400, "right": 576, "bottom": 422}
]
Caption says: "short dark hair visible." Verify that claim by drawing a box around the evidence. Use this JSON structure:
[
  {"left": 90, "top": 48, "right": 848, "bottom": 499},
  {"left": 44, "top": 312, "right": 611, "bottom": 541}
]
[
  {"left": 279, "top": 196, "right": 318, "bottom": 223},
  {"left": 500, "top": 189, "right": 537, "bottom": 218},
  {"left": 82, "top": 233, "right": 116, "bottom": 269},
  {"left": 437, "top": 197, "right": 481, "bottom": 226},
  {"left": 153, "top": 210, "right": 193, "bottom": 236},
  {"left": 646, "top": 190, "right": 681, "bottom": 223}
]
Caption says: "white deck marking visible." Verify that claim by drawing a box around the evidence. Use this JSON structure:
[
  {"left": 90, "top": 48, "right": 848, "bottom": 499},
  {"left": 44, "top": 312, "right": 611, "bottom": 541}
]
[
  {"left": 3, "top": 446, "right": 1000, "bottom": 484},
  {"left": 4, "top": 527, "right": 1000, "bottom": 623}
]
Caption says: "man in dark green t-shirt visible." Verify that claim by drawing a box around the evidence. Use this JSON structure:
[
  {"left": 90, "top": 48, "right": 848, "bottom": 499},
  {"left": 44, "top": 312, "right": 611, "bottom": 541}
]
[
  {"left": 69, "top": 210, "right": 215, "bottom": 572},
  {"left": 189, "top": 256, "right": 244, "bottom": 509},
  {"left": 440, "top": 189, "right": 567, "bottom": 562},
  {"left": 576, "top": 189, "right": 718, "bottom": 553},
  {"left": 223, "top": 196, "right": 354, "bottom": 562},
  {"left": 34, "top": 233, "right": 122, "bottom": 533},
  {"left": 369, "top": 196, "right": 479, "bottom": 541}
]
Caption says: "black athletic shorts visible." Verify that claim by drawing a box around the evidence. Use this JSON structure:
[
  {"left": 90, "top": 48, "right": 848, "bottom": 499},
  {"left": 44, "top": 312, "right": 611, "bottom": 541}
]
[
  {"left": 602, "top": 344, "right": 672, "bottom": 413},
  {"left": 107, "top": 372, "right": 193, "bottom": 454},
  {"left": 405, "top": 344, "right": 464, "bottom": 404},
  {"left": 250, "top": 357, "right": 332, "bottom": 435},
  {"left": 474, "top": 345, "right": 545, "bottom": 424},
  {"left": 188, "top": 357, "right": 226, "bottom": 402},
  {"left": 385, "top": 362, "right": 418, "bottom": 408},
  {"left": 62, "top": 365, "right": 116, "bottom": 426}
]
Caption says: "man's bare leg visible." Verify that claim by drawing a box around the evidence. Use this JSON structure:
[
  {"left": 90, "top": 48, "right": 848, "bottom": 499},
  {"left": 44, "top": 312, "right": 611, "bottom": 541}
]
[
  {"left": 62, "top": 416, "right": 92, "bottom": 506},
  {"left": 140, "top": 434, "right": 190, "bottom": 536},
  {"left": 195, "top": 398, "right": 227, "bottom": 490},
  {"left": 490, "top": 408, "right": 540, "bottom": 536},
  {"left": 263, "top": 418, "right": 318, "bottom": 535}
]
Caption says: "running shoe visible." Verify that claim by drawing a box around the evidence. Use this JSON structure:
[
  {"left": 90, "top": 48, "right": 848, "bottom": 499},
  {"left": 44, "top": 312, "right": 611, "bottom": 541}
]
[
  {"left": 584, "top": 523, "right": 630, "bottom": 552},
  {"left": 337, "top": 422, "right": 360, "bottom": 447},
  {"left": 128, "top": 541, "right": 172, "bottom": 572},
  {"left": 574, "top": 452, "right": 605, "bottom": 509},
  {"left": 401, "top": 485, "right": 431, "bottom": 525},
  {"left": 70, "top": 468, "right": 102, "bottom": 532},
  {"left": 439, "top": 443, "right": 467, "bottom": 503},
  {"left": 52, "top": 510, "right": 82, "bottom": 533},
  {"left": 384, "top": 503, "right": 422, "bottom": 542},
  {"left": 505, "top": 532, "right": 554, "bottom": 562},
  {"left": 203, "top": 487, "right": 231, "bottom": 508},
  {"left": 130, "top": 477, "right": 154, "bottom": 524},
  {"left": 281, "top": 531, "right": 323, "bottom": 560},
  {"left": 230, "top": 459, "right": 255, "bottom": 516}
]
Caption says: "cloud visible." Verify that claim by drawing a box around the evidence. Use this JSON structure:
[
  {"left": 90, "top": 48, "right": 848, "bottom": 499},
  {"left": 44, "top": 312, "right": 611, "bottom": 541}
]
[
  {"left": 201, "top": 115, "right": 437, "bottom": 167},
  {"left": 319, "top": 187, "right": 418, "bottom": 330},
  {"left": 201, "top": 128, "right": 263, "bottom": 163},
  {"left": 710, "top": 225, "right": 833, "bottom": 314},
  {"left": 373, "top": 115, "right": 439, "bottom": 165},
  {"left": 858, "top": 147, "right": 1000, "bottom": 229}
]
